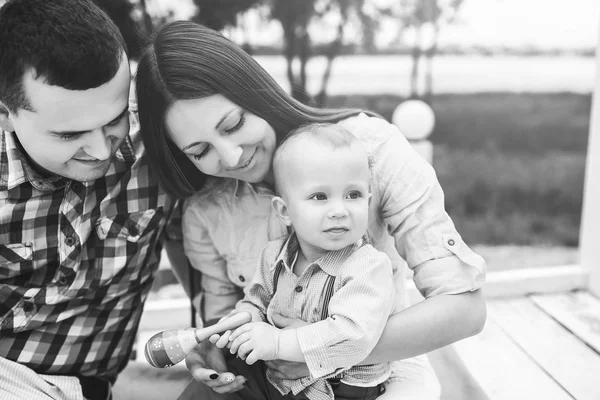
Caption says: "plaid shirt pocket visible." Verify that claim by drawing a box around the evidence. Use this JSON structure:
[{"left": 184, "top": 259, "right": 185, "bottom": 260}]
[{"left": 0, "top": 243, "right": 33, "bottom": 265}]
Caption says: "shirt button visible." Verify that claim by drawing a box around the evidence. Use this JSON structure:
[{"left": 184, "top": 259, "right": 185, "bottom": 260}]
[
  {"left": 23, "top": 302, "right": 35, "bottom": 312},
  {"left": 447, "top": 239, "right": 456, "bottom": 246},
  {"left": 58, "top": 274, "right": 68, "bottom": 285},
  {"left": 71, "top": 182, "right": 82, "bottom": 192},
  {"left": 295, "top": 286, "right": 303, "bottom": 293},
  {"left": 239, "top": 275, "right": 245, "bottom": 283},
  {"left": 65, "top": 235, "right": 76, "bottom": 246}
]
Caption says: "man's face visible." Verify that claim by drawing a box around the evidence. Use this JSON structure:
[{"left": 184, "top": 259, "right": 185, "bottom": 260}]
[{"left": 6, "top": 56, "right": 131, "bottom": 182}]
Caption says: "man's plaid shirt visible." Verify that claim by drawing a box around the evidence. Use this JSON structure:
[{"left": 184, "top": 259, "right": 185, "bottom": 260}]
[{"left": 0, "top": 120, "right": 168, "bottom": 380}]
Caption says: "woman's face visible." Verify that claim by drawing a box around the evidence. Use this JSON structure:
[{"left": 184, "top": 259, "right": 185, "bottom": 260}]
[{"left": 165, "top": 94, "right": 277, "bottom": 183}]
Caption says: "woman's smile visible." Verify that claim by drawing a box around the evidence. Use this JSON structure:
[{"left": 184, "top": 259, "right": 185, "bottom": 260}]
[{"left": 229, "top": 147, "right": 257, "bottom": 171}]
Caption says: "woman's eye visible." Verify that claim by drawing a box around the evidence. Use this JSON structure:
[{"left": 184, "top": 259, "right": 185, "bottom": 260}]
[
  {"left": 192, "top": 146, "right": 210, "bottom": 160},
  {"left": 347, "top": 191, "right": 363, "bottom": 199},
  {"left": 225, "top": 112, "right": 246, "bottom": 134}
]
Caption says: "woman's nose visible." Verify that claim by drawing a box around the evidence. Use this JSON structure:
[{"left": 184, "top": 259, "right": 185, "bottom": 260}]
[{"left": 218, "top": 143, "right": 243, "bottom": 168}]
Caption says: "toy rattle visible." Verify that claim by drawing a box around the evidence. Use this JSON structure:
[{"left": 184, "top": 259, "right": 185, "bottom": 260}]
[{"left": 144, "top": 311, "right": 251, "bottom": 368}]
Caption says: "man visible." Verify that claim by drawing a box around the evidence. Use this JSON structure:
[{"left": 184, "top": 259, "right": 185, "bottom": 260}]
[{"left": 0, "top": 1, "right": 169, "bottom": 399}]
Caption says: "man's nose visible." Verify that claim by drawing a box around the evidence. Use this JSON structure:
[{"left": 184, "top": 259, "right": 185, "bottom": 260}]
[{"left": 82, "top": 129, "right": 113, "bottom": 160}]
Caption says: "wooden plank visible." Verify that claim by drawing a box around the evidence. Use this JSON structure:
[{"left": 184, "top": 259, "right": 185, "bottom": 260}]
[
  {"left": 530, "top": 291, "right": 600, "bottom": 355},
  {"left": 406, "top": 266, "right": 587, "bottom": 305},
  {"left": 428, "top": 345, "right": 488, "bottom": 400},
  {"left": 451, "top": 312, "right": 571, "bottom": 400},
  {"left": 580, "top": 17, "right": 600, "bottom": 297},
  {"left": 489, "top": 297, "right": 600, "bottom": 400},
  {"left": 483, "top": 265, "right": 587, "bottom": 298},
  {"left": 139, "top": 298, "right": 191, "bottom": 331}
]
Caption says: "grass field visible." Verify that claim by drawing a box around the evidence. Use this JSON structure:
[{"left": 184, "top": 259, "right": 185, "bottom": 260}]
[{"left": 327, "top": 92, "right": 590, "bottom": 247}]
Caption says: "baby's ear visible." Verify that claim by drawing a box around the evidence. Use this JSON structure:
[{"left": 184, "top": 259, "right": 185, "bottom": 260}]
[{"left": 271, "top": 196, "right": 292, "bottom": 226}]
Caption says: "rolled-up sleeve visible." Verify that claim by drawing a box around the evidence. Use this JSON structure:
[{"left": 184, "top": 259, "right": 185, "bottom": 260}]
[
  {"left": 182, "top": 199, "right": 243, "bottom": 323},
  {"left": 360, "top": 115, "right": 486, "bottom": 298}
]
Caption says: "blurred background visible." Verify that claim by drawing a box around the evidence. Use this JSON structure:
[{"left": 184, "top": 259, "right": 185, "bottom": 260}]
[
  {"left": 41, "top": 0, "right": 596, "bottom": 273},
  {"left": 1, "top": 0, "right": 595, "bottom": 267},
  {"left": 4, "top": 0, "right": 595, "bottom": 398}
]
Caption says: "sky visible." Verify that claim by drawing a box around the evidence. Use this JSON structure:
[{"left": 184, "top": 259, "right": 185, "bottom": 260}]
[{"left": 152, "top": 0, "right": 599, "bottom": 50}]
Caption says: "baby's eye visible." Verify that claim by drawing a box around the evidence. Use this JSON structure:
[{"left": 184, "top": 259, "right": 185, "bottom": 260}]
[
  {"left": 310, "top": 193, "right": 327, "bottom": 201},
  {"left": 346, "top": 191, "right": 363, "bottom": 199}
]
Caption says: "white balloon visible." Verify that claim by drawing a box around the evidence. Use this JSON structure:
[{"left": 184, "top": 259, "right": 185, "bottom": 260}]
[{"left": 392, "top": 100, "right": 436, "bottom": 140}]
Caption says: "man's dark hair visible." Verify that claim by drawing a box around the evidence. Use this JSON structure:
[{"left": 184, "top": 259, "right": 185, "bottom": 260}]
[{"left": 0, "top": 0, "right": 128, "bottom": 113}]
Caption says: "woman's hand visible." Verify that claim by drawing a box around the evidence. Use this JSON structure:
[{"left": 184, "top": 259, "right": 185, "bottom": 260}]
[{"left": 184, "top": 340, "right": 247, "bottom": 394}]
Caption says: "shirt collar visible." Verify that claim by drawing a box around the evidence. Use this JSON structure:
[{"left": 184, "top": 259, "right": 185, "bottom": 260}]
[
  {"left": 233, "top": 179, "right": 275, "bottom": 198},
  {"left": 0, "top": 129, "right": 137, "bottom": 192},
  {"left": 273, "top": 231, "right": 367, "bottom": 277},
  {"left": 0, "top": 130, "right": 68, "bottom": 191}
]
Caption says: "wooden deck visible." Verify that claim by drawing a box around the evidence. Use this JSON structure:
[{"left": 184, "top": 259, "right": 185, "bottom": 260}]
[
  {"left": 115, "top": 289, "right": 600, "bottom": 400},
  {"left": 429, "top": 290, "right": 600, "bottom": 400}
]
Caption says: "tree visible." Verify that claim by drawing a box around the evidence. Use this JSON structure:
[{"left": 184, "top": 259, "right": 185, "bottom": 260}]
[
  {"left": 397, "top": 0, "right": 464, "bottom": 101},
  {"left": 269, "top": 0, "right": 379, "bottom": 105},
  {"left": 93, "top": 0, "right": 144, "bottom": 59},
  {"left": 191, "top": 0, "right": 261, "bottom": 31}
]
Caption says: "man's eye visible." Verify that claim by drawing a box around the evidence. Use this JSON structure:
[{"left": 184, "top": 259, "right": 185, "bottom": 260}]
[
  {"left": 59, "top": 133, "right": 83, "bottom": 141},
  {"left": 107, "top": 111, "right": 128, "bottom": 127}
]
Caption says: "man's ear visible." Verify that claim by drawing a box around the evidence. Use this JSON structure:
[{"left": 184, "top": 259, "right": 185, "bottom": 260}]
[
  {"left": 271, "top": 196, "right": 292, "bottom": 226},
  {"left": 0, "top": 102, "right": 15, "bottom": 132}
]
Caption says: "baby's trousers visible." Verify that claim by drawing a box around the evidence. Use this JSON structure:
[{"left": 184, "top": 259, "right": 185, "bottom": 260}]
[{"left": 225, "top": 354, "right": 385, "bottom": 400}]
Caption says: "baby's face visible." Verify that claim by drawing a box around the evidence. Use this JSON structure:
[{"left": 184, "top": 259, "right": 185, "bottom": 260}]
[{"left": 281, "top": 138, "right": 370, "bottom": 261}]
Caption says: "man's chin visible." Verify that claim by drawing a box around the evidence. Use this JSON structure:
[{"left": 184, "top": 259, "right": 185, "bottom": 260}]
[{"left": 64, "top": 160, "right": 112, "bottom": 182}]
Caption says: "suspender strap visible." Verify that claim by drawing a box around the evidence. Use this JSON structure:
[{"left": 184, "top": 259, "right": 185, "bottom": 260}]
[
  {"left": 272, "top": 261, "right": 284, "bottom": 296},
  {"left": 320, "top": 275, "right": 336, "bottom": 321}
]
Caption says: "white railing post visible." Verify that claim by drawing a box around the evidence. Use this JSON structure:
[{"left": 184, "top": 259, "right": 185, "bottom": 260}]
[{"left": 580, "top": 18, "right": 600, "bottom": 297}]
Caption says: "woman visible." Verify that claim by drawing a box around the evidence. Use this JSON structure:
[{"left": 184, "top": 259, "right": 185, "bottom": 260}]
[{"left": 136, "top": 21, "right": 486, "bottom": 399}]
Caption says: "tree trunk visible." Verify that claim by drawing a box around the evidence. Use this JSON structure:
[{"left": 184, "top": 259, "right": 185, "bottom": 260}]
[
  {"left": 138, "top": 0, "right": 154, "bottom": 34},
  {"left": 409, "top": 25, "right": 422, "bottom": 99},
  {"left": 424, "top": 24, "right": 439, "bottom": 103},
  {"left": 315, "top": 13, "right": 346, "bottom": 107}
]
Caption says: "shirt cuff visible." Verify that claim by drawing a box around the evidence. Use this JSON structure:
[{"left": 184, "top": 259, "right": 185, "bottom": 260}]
[
  {"left": 296, "top": 323, "right": 344, "bottom": 380},
  {"left": 413, "top": 235, "right": 486, "bottom": 298}
]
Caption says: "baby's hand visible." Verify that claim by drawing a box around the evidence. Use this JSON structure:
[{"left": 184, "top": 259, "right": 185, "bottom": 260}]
[
  {"left": 228, "top": 322, "right": 281, "bottom": 365},
  {"left": 209, "top": 330, "right": 233, "bottom": 350}
]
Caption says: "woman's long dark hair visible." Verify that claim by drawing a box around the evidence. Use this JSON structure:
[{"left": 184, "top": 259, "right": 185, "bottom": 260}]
[{"left": 136, "top": 21, "right": 375, "bottom": 198}]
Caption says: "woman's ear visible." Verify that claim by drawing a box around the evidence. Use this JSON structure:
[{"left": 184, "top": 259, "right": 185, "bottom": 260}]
[
  {"left": 0, "top": 102, "right": 15, "bottom": 133},
  {"left": 271, "top": 196, "right": 292, "bottom": 226}
]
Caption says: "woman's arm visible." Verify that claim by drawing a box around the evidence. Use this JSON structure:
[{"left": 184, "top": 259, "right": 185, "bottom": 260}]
[
  {"left": 343, "top": 114, "right": 487, "bottom": 362},
  {"left": 362, "top": 289, "right": 486, "bottom": 364}
]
